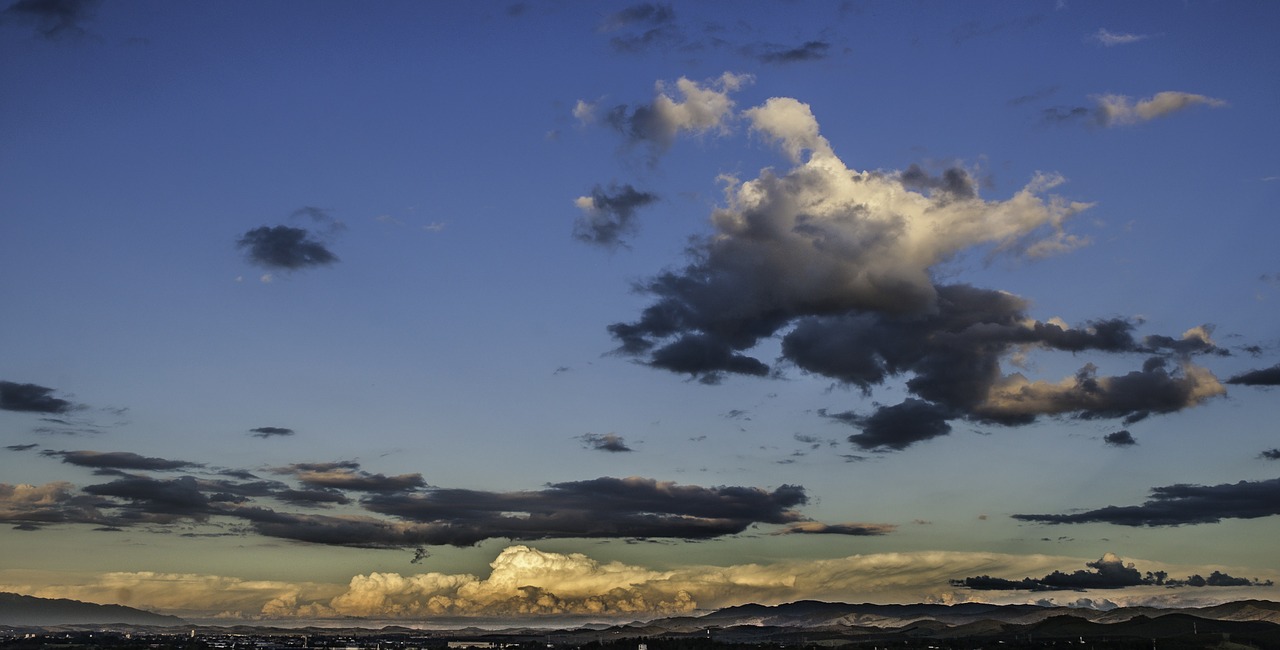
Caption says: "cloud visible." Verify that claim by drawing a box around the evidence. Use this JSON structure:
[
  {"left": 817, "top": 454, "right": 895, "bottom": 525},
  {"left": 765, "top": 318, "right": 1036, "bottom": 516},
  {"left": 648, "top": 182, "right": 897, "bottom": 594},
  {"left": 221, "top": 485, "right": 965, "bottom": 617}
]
[
  {"left": 0, "top": 381, "right": 76, "bottom": 414},
  {"left": 775, "top": 521, "right": 896, "bottom": 536},
  {"left": 249, "top": 426, "right": 296, "bottom": 438},
  {"left": 750, "top": 40, "right": 831, "bottom": 64},
  {"left": 355, "top": 477, "right": 807, "bottom": 547},
  {"left": 7, "top": 546, "right": 1276, "bottom": 619},
  {"left": 1090, "top": 28, "right": 1152, "bottom": 47},
  {"left": 606, "top": 90, "right": 1227, "bottom": 450},
  {"left": 1260, "top": 449, "right": 1280, "bottom": 461},
  {"left": 0, "top": 0, "right": 97, "bottom": 40},
  {"left": 599, "top": 3, "right": 681, "bottom": 53},
  {"left": 954, "top": 553, "right": 1272, "bottom": 591},
  {"left": 271, "top": 461, "right": 426, "bottom": 493},
  {"left": 1093, "top": 92, "right": 1227, "bottom": 127},
  {"left": 1227, "top": 363, "right": 1280, "bottom": 386},
  {"left": 0, "top": 482, "right": 111, "bottom": 528},
  {"left": 41, "top": 450, "right": 203, "bottom": 472},
  {"left": 605, "top": 72, "right": 752, "bottom": 159},
  {"left": 577, "top": 433, "right": 633, "bottom": 453},
  {"left": 5, "top": 444, "right": 38, "bottom": 452},
  {"left": 572, "top": 184, "right": 659, "bottom": 249},
  {"left": 236, "top": 225, "right": 339, "bottom": 270},
  {"left": 1104, "top": 430, "right": 1137, "bottom": 447},
  {"left": 1013, "top": 477, "right": 1280, "bottom": 526}
]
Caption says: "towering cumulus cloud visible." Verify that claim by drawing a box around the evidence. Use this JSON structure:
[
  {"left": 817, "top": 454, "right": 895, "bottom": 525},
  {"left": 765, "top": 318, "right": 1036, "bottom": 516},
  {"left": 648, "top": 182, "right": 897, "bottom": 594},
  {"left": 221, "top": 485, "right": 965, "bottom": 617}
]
[{"left": 608, "top": 87, "right": 1225, "bottom": 449}]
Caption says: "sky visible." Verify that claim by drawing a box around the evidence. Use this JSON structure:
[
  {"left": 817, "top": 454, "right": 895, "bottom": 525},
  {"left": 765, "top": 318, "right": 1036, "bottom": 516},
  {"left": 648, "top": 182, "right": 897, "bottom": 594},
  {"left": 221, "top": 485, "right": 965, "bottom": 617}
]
[{"left": 2, "top": 0, "right": 1279, "bottom": 624}]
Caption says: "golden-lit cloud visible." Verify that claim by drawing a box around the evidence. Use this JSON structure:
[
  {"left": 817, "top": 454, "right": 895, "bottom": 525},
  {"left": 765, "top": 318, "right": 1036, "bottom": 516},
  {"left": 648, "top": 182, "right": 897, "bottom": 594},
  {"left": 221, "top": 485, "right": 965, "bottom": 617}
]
[{"left": 18, "top": 545, "right": 1275, "bottom": 620}]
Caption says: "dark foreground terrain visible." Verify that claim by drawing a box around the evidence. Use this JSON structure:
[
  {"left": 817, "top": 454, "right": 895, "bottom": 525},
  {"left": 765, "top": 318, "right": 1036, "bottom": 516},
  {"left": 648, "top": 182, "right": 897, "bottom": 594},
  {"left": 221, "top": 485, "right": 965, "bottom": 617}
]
[{"left": 4, "top": 595, "right": 1280, "bottom": 649}]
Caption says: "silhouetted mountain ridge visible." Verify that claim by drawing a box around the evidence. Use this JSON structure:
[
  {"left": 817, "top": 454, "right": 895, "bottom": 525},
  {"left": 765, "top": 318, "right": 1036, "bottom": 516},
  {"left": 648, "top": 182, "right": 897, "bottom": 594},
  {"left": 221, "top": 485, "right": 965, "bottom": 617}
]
[{"left": 0, "top": 592, "right": 184, "bottom": 626}]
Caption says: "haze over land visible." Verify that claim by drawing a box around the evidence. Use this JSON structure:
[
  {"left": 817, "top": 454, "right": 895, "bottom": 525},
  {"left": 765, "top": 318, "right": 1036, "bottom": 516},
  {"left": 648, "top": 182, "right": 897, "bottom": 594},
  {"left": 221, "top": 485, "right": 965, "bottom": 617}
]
[{"left": 1, "top": 0, "right": 1278, "bottom": 624}]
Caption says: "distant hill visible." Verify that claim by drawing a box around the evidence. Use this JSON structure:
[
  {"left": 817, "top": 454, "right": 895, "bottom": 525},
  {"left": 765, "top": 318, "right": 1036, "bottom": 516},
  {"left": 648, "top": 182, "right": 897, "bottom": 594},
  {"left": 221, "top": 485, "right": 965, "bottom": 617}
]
[{"left": 0, "top": 592, "right": 184, "bottom": 626}]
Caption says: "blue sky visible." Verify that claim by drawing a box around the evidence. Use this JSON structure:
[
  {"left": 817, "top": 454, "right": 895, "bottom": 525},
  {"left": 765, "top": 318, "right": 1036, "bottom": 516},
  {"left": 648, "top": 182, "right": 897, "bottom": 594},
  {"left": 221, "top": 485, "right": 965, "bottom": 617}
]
[{"left": 2, "top": 0, "right": 1279, "bottom": 622}]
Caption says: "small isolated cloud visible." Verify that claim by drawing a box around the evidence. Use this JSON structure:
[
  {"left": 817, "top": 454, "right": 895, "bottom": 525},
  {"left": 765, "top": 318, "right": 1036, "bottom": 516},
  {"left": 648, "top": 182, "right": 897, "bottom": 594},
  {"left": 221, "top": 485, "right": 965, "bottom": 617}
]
[
  {"left": 573, "top": 183, "right": 659, "bottom": 249},
  {"left": 0, "top": 381, "right": 76, "bottom": 414},
  {"left": 41, "top": 450, "right": 203, "bottom": 472},
  {"left": 775, "top": 521, "right": 896, "bottom": 536},
  {"left": 5, "top": 444, "right": 38, "bottom": 452},
  {"left": 1227, "top": 363, "right": 1280, "bottom": 386},
  {"left": 1094, "top": 91, "right": 1227, "bottom": 127},
  {"left": 605, "top": 72, "right": 752, "bottom": 160},
  {"left": 1090, "top": 28, "right": 1153, "bottom": 47},
  {"left": 1258, "top": 449, "right": 1280, "bottom": 461},
  {"left": 953, "top": 553, "right": 1272, "bottom": 591},
  {"left": 237, "top": 226, "right": 338, "bottom": 271},
  {"left": 750, "top": 40, "right": 831, "bottom": 64},
  {"left": 0, "top": 0, "right": 97, "bottom": 40},
  {"left": 1104, "top": 430, "right": 1137, "bottom": 447},
  {"left": 578, "top": 433, "right": 633, "bottom": 453},
  {"left": 1014, "top": 476, "right": 1280, "bottom": 526},
  {"left": 250, "top": 427, "right": 295, "bottom": 439}
]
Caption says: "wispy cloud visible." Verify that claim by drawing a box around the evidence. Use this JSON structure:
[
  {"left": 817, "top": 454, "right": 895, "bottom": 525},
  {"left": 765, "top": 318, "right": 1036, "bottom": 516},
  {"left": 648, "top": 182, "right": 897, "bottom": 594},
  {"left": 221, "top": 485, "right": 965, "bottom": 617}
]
[
  {"left": 1090, "top": 28, "right": 1154, "bottom": 47},
  {"left": 1093, "top": 92, "right": 1227, "bottom": 127}
]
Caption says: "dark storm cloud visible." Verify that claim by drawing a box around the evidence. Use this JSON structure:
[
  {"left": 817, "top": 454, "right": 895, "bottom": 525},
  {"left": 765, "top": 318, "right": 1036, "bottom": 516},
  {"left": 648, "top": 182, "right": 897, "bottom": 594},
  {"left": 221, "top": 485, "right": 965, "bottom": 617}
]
[
  {"left": 354, "top": 477, "right": 808, "bottom": 547},
  {"left": 5, "top": 444, "right": 38, "bottom": 451},
  {"left": 572, "top": 184, "right": 659, "bottom": 249},
  {"left": 82, "top": 475, "right": 217, "bottom": 522},
  {"left": 41, "top": 450, "right": 203, "bottom": 472},
  {"left": 0, "top": 381, "right": 75, "bottom": 414},
  {"left": 820, "top": 400, "right": 954, "bottom": 452},
  {"left": 249, "top": 426, "right": 295, "bottom": 438},
  {"left": 4, "top": 462, "right": 816, "bottom": 549},
  {"left": 751, "top": 40, "right": 831, "bottom": 64},
  {"left": 0, "top": 0, "right": 97, "bottom": 39},
  {"left": 0, "top": 482, "right": 111, "bottom": 527},
  {"left": 578, "top": 433, "right": 633, "bottom": 453},
  {"left": 953, "top": 554, "right": 1273, "bottom": 590},
  {"left": 271, "top": 461, "right": 426, "bottom": 492},
  {"left": 647, "top": 334, "right": 771, "bottom": 384},
  {"left": 237, "top": 225, "right": 338, "bottom": 270},
  {"left": 599, "top": 3, "right": 682, "bottom": 53},
  {"left": 1104, "top": 430, "right": 1137, "bottom": 447},
  {"left": 1260, "top": 449, "right": 1280, "bottom": 460},
  {"left": 1226, "top": 363, "right": 1280, "bottom": 386},
  {"left": 1013, "top": 476, "right": 1280, "bottom": 526},
  {"left": 775, "top": 521, "right": 896, "bottom": 536},
  {"left": 898, "top": 164, "right": 977, "bottom": 199}
]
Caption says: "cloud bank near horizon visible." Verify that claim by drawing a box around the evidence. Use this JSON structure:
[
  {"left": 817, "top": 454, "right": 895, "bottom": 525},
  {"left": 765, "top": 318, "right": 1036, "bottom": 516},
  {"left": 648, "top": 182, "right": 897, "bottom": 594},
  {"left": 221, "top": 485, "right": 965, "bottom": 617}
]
[{"left": 5, "top": 545, "right": 1276, "bottom": 620}]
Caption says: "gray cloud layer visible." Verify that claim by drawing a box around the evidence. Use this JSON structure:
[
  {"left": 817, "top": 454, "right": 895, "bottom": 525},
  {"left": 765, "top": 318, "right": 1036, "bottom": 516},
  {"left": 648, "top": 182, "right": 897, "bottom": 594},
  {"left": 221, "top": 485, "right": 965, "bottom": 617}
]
[
  {"left": 954, "top": 553, "right": 1271, "bottom": 591},
  {"left": 1013, "top": 477, "right": 1280, "bottom": 526},
  {"left": 1, "top": 454, "right": 822, "bottom": 548},
  {"left": 0, "top": 381, "right": 75, "bottom": 414}
]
